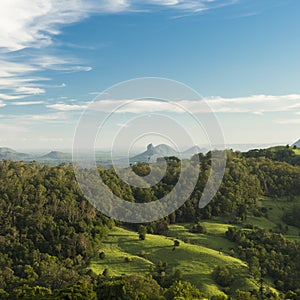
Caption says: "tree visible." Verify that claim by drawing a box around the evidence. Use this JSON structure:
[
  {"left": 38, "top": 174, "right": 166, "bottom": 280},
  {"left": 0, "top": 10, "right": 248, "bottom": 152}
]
[
  {"left": 56, "top": 282, "right": 97, "bottom": 300},
  {"left": 211, "top": 294, "right": 228, "bottom": 300},
  {"left": 214, "top": 266, "right": 234, "bottom": 287},
  {"left": 102, "top": 268, "right": 110, "bottom": 277},
  {"left": 190, "top": 222, "right": 207, "bottom": 234},
  {"left": 173, "top": 269, "right": 183, "bottom": 281},
  {"left": 165, "top": 281, "right": 205, "bottom": 300},
  {"left": 97, "top": 276, "right": 163, "bottom": 300},
  {"left": 173, "top": 240, "right": 180, "bottom": 251},
  {"left": 138, "top": 225, "right": 147, "bottom": 240},
  {"left": 234, "top": 290, "right": 256, "bottom": 300}
]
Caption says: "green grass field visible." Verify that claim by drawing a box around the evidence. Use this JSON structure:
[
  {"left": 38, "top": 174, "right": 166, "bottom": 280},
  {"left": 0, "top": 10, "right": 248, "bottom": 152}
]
[
  {"left": 248, "top": 197, "right": 300, "bottom": 237},
  {"left": 267, "top": 145, "right": 300, "bottom": 155},
  {"left": 89, "top": 226, "right": 257, "bottom": 297},
  {"left": 293, "top": 148, "right": 300, "bottom": 155},
  {"left": 165, "top": 223, "right": 236, "bottom": 255}
]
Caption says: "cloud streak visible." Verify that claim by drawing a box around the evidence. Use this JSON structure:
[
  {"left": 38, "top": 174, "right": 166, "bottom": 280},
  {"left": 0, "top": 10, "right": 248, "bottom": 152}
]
[
  {"left": 82, "top": 94, "right": 300, "bottom": 114},
  {"left": 46, "top": 103, "right": 88, "bottom": 111}
]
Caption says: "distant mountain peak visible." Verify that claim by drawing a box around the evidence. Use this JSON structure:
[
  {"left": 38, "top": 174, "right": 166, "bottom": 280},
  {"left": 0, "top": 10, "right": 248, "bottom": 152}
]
[
  {"left": 41, "top": 151, "right": 71, "bottom": 160},
  {"left": 130, "top": 143, "right": 178, "bottom": 163},
  {"left": 146, "top": 143, "right": 156, "bottom": 156},
  {"left": 0, "top": 147, "right": 29, "bottom": 160},
  {"left": 0, "top": 147, "right": 16, "bottom": 153},
  {"left": 292, "top": 139, "right": 300, "bottom": 148}
]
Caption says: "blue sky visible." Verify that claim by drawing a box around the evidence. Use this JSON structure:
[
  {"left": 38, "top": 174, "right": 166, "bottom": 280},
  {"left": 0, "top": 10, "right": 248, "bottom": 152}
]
[{"left": 0, "top": 0, "right": 300, "bottom": 151}]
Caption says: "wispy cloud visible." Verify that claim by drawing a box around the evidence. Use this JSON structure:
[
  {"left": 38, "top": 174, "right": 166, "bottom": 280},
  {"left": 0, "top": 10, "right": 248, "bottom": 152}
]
[
  {"left": 0, "top": 93, "right": 26, "bottom": 101},
  {"left": 117, "top": 123, "right": 130, "bottom": 128},
  {"left": 84, "top": 94, "right": 300, "bottom": 114},
  {"left": 10, "top": 101, "right": 45, "bottom": 106},
  {"left": 0, "top": 0, "right": 237, "bottom": 102},
  {"left": 30, "top": 112, "right": 67, "bottom": 121},
  {"left": 15, "top": 87, "right": 45, "bottom": 95},
  {"left": 46, "top": 103, "right": 88, "bottom": 111},
  {"left": 276, "top": 119, "right": 300, "bottom": 125}
]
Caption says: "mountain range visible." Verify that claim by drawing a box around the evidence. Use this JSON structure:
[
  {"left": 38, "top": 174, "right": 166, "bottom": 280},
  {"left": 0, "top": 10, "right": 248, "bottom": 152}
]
[
  {"left": 1, "top": 139, "right": 298, "bottom": 165},
  {"left": 0, "top": 148, "right": 71, "bottom": 164},
  {"left": 0, "top": 147, "right": 31, "bottom": 161},
  {"left": 130, "top": 143, "right": 205, "bottom": 163}
]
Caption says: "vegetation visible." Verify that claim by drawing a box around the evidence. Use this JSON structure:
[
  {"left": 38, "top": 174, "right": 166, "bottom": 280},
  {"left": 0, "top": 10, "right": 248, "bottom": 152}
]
[{"left": 0, "top": 145, "right": 300, "bottom": 298}]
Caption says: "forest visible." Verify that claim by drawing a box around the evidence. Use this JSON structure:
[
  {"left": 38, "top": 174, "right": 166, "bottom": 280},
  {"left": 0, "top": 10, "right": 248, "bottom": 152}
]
[{"left": 0, "top": 146, "right": 300, "bottom": 299}]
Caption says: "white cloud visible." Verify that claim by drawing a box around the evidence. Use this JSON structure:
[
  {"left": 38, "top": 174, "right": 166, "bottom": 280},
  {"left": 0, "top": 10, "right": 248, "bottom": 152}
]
[
  {"left": 198, "top": 94, "right": 300, "bottom": 114},
  {"left": 0, "top": 77, "right": 50, "bottom": 89},
  {"left": 276, "top": 119, "right": 300, "bottom": 125},
  {"left": 84, "top": 94, "right": 300, "bottom": 114},
  {"left": 15, "top": 87, "right": 45, "bottom": 95},
  {"left": 0, "top": 60, "right": 38, "bottom": 77},
  {"left": 10, "top": 101, "right": 44, "bottom": 106},
  {"left": 117, "top": 123, "right": 130, "bottom": 128},
  {"left": 0, "top": 101, "right": 6, "bottom": 108},
  {"left": 0, "top": 0, "right": 226, "bottom": 52},
  {"left": 30, "top": 112, "right": 67, "bottom": 121},
  {"left": 47, "top": 103, "right": 88, "bottom": 111},
  {"left": 0, "top": 93, "right": 26, "bottom": 101}
]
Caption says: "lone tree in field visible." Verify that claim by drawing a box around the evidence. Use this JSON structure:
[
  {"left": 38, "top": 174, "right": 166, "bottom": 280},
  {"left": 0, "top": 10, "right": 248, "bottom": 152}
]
[
  {"left": 99, "top": 251, "right": 105, "bottom": 260},
  {"left": 138, "top": 225, "right": 147, "bottom": 240},
  {"left": 173, "top": 240, "right": 180, "bottom": 251}
]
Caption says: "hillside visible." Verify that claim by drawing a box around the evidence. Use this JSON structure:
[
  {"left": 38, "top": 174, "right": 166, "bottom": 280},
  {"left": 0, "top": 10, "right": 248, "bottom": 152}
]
[
  {"left": 90, "top": 193, "right": 300, "bottom": 298},
  {"left": 0, "top": 150, "right": 300, "bottom": 299},
  {"left": 0, "top": 147, "right": 16, "bottom": 153},
  {"left": 40, "top": 150, "right": 71, "bottom": 160},
  {"left": 0, "top": 147, "right": 30, "bottom": 160},
  {"left": 89, "top": 226, "right": 257, "bottom": 298}
]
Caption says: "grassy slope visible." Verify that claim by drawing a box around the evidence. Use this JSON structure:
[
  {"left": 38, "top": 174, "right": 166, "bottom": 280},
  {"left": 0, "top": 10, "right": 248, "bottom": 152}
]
[
  {"left": 293, "top": 148, "right": 300, "bottom": 155},
  {"left": 90, "top": 226, "right": 257, "bottom": 297},
  {"left": 267, "top": 145, "right": 300, "bottom": 155},
  {"left": 248, "top": 197, "right": 300, "bottom": 240},
  {"left": 89, "top": 197, "right": 300, "bottom": 297}
]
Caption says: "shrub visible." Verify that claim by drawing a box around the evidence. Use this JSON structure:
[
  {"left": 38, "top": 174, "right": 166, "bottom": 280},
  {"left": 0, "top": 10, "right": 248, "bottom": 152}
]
[
  {"left": 214, "top": 266, "right": 234, "bottom": 287},
  {"left": 124, "top": 257, "right": 132, "bottom": 263}
]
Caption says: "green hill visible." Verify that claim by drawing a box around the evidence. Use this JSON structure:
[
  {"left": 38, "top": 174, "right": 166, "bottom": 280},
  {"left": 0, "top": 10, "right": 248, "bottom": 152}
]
[
  {"left": 88, "top": 195, "right": 300, "bottom": 298},
  {"left": 40, "top": 151, "right": 71, "bottom": 160},
  {"left": 89, "top": 226, "right": 258, "bottom": 297}
]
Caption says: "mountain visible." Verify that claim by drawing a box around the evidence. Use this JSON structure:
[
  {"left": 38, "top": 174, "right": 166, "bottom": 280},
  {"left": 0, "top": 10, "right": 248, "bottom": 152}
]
[
  {"left": 0, "top": 147, "right": 30, "bottom": 160},
  {"left": 130, "top": 143, "right": 178, "bottom": 163},
  {"left": 154, "top": 144, "right": 178, "bottom": 156},
  {"left": 40, "top": 151, "right": 71, "bottom": 160},
  {"left": 181, "top": 145, "right": 206, "bottom": 158},
  {"left": 0, "top": 147, "right": 16, "bottom": 153},
  {"left": 292, "top": 139, "right": 300, "bottom": 148}
]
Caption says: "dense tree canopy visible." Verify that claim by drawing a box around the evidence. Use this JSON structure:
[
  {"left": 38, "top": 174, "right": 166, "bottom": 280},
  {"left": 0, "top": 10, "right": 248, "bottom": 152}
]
[{"left": 0, "top": 147, "right": 300, "bottom": 298}]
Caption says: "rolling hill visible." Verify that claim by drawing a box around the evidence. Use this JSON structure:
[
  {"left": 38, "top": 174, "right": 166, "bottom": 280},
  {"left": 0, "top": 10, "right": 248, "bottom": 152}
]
[
  {"left": 0, "top": 147, "right": 31, "bottom": 160},
  {"left": 40, "top": 151, "right": 72, "bottom": 160},
  {"left": 89, "top": 226, "right": 258, "bottom": 298}
]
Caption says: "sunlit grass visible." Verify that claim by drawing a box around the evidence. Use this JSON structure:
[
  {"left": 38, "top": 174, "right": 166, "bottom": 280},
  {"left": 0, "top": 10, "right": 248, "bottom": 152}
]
[{"left": 89, "top": 226, "right": 256, "bottom": 297}]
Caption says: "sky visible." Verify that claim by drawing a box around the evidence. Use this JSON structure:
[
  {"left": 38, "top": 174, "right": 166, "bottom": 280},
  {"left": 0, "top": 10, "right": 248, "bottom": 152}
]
[{"left": 0, "top": 0, "right": 300, "bottom": 151}]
